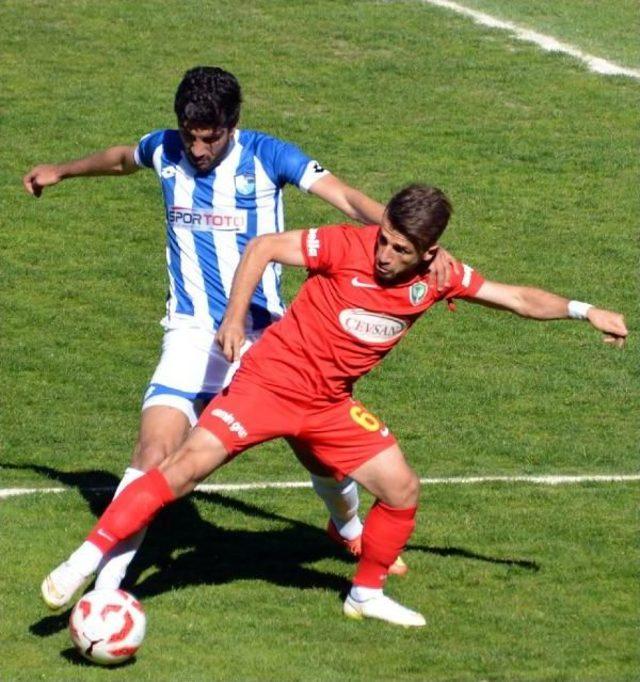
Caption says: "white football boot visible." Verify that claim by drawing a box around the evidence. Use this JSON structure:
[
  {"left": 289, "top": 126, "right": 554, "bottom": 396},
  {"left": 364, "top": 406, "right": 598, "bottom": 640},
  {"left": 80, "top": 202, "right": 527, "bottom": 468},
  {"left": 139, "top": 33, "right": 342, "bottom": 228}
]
[
  {"left": 343, "top": 592, "right": 426, "bottom": 627},
  {"left": 41, "top": 561, "right": 89, "bottom": 610}
]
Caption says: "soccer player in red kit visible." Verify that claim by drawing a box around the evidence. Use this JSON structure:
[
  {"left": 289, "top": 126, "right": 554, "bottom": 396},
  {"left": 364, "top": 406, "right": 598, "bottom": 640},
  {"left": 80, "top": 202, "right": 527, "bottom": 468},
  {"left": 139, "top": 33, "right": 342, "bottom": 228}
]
[{"left": 42, "top": 185, "right": 627, "bottom": 627}]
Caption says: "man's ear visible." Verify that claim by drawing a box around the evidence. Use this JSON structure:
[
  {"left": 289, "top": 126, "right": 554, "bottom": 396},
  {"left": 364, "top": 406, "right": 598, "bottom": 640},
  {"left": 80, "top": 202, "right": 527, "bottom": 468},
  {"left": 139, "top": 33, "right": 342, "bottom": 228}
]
[{"left": 422, "top": 244, "right": 439, "bottom": 262}]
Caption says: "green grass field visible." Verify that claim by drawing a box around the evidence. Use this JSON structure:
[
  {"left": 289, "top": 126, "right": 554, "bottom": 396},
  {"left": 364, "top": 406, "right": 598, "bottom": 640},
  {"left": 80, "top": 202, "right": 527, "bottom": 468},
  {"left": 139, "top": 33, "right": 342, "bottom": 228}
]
[{"left": 1, "top": 1, "right": 638, "bottom": 680}]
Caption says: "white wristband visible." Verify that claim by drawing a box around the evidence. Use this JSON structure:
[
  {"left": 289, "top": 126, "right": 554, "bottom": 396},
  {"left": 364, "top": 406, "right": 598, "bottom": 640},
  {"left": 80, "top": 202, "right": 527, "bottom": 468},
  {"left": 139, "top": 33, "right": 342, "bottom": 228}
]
[{"left": 567, "top": 300, "right": 593, "bottom": 320}]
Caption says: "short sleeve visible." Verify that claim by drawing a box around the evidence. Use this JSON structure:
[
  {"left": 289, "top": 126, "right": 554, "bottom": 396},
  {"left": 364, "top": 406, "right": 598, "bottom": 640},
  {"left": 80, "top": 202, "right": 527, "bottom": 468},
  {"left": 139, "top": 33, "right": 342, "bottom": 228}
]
[
  {"left": 296, "top": 158, "right": 330, "bottom": 192},
  {"left": 301, "top": 224, "right": 352, "bottom": 274},
  {"left": 252, "top": 133, "right": 330, "bottom": 190},
  {"left": 441, "top": 263, "right": 485, "bottom": 300},
  {"left": 134, "top": 130, "right": 164, "bottom": 169}
]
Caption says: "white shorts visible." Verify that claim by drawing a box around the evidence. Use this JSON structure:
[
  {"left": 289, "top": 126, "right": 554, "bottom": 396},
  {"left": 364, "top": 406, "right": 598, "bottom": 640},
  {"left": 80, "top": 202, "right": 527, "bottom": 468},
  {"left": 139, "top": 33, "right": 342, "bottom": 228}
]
[{"left": 142, "top": 326, "right": 262, "bottom": 426}]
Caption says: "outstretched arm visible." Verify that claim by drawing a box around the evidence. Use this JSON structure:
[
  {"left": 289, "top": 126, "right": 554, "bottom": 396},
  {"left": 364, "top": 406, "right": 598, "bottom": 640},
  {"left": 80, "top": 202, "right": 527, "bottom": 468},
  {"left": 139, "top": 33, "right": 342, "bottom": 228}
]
[
  {"left": 308, "top": 174, "right": 385, "bottom": 225},
  {"left": 470, "top": 280, "right": 628, "bottom": 346},
  {"left": 23, "top": 145, "right": 139, "bottom": 197},
  {"left": 216, "top": 230, "right": 306, "bottom": 362}
]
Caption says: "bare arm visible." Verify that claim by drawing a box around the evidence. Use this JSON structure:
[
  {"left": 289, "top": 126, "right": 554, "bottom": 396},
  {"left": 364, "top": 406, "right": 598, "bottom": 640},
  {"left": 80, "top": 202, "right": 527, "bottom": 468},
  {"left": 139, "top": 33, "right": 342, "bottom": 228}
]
[
  {"left": 308, "top": 174, "right": 385, "bottom": 224},
  {"left": 216, "top": 230, "right": 307, "bottom": 361},
  {"left": 470, "top": 280, "right": 628, "bottom": 346},
  {"left": 23, "top": 145, "right": 139, "bottom": 197}
]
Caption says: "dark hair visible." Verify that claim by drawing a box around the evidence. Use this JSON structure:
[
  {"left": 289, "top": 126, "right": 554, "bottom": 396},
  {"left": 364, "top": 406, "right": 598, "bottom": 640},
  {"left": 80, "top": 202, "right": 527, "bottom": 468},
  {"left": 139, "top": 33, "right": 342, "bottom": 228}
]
[
  {"left": 174, "top": 66, "right": 242, "bottom": 129},
  {"left": 385, "top": 184, "right": 452, "bottom": 252}
]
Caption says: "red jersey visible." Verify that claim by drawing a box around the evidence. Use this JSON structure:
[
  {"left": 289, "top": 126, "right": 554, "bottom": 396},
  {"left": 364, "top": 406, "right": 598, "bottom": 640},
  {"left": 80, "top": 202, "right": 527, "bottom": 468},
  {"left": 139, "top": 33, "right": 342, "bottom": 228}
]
[{"left": 237, "top": 224, "right": 484, "bottom": 402}]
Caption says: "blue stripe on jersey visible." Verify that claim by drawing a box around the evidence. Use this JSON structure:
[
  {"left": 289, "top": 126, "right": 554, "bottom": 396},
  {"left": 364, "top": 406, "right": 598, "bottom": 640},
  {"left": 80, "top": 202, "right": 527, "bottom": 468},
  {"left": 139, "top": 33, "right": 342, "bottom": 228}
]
[
  {"left": 272, "top": 184, "right": 283, "bottom": 233},
  {"left": 235, "top": 142, "right": 259, "bottom": 329},
  {"left": 136, "top": 130, "right": 164, "bottom": 168},
  {"left": 190, "top": 167, "right": 229, "bottom": 326},
  {"left": 256, "top": 180, "right": 286, "bottom": 329},
  {"left": 247, "top": 131, "right": 311, "bottom": 187},
  {"left": 161, "top": 152, "right": 194, "bottom": 317},
  {"left": 234, "top": 139, "right": 273, "bottom": 330}
]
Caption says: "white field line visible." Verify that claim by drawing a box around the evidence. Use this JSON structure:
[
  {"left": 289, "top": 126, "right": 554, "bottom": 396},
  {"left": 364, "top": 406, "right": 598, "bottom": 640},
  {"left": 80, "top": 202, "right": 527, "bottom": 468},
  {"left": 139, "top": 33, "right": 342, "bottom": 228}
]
[
  {"left": 1, "top": 474, "right": 639, "bottom": 500},
  {"left": 420, "top": 0, "right": 640, "bottom": 80}
]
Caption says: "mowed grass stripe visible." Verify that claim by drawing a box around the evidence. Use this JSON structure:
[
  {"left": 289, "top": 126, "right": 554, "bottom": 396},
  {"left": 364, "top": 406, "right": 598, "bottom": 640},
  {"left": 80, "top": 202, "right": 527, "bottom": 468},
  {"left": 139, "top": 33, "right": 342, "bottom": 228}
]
[
  {"left": 418, "top": 0, "right": 640, "bottom": 78},
  {"left": 2, "top": 473, "right": 639, "bottom": 499},
  {"left": 422, "top": 0, "right": 640, "bottom": 68}
]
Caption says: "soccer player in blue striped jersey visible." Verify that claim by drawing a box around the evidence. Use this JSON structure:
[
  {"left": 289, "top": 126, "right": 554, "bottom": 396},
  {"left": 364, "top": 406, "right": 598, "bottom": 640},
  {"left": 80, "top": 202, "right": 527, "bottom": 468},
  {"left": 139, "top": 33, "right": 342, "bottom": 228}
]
[{"left": 24, "top": 66, "right": 454, "bottom": 593}]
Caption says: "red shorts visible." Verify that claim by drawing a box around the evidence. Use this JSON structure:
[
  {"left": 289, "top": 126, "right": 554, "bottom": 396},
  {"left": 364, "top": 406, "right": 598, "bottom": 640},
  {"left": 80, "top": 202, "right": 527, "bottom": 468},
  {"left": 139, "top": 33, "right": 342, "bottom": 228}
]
[{"left": 197, "top": 375, "right": 396, "bottom": 480}]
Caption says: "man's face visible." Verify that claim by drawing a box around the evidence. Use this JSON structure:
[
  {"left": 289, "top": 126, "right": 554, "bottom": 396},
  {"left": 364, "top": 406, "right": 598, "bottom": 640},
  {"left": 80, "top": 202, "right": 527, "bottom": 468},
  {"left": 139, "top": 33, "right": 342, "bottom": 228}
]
[
  {"left": 179, "top": 125, "right": 234, "bottom": 172},
  {"left": 374, "top": 220, "right": 436, "bottom": 283}
]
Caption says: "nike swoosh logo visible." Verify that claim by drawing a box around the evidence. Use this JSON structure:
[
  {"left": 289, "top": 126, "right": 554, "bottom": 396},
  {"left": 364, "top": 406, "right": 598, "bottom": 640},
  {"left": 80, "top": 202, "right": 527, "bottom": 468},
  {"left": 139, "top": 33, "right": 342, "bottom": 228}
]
[
  {"left": 97, "top": 528, "right": 115, "bottom": 541},
  {"left": 351, "top": 277, "right": 379, "bottom": 289}
]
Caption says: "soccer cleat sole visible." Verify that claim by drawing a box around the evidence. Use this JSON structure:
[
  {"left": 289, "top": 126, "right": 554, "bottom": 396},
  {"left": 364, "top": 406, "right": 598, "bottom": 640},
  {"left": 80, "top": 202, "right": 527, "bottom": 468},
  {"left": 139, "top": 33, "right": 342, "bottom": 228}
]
[{"left": 343, "top": 600, "right": 365, "bottom": 621}]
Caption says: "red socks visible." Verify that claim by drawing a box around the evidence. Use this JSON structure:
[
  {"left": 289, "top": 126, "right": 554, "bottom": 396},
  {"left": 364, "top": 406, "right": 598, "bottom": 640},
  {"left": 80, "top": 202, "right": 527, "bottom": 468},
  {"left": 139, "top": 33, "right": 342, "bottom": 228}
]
[
  {"left": 353, "top": 501, "right": 417, "bottom": 588},
  {"left": 87, "top": 469, "right": 176, "bottom": 554},
  {"left": 86, "top": 469, "right": 415, "bottom": 590}
]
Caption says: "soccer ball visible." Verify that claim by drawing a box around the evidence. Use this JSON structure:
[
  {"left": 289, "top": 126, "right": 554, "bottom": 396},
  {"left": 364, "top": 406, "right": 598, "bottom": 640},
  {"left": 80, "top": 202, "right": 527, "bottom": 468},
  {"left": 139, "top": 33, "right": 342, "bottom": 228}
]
[{"left": 68, "top": 589, "right": 146, "bottom": 665}]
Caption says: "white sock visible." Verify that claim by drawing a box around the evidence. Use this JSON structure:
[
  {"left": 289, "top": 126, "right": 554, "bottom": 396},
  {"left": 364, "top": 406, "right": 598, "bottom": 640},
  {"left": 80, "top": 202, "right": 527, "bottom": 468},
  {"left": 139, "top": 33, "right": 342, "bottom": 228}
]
[
  {"left": 94, "top": 467, "right": 147, "bottom": 590},
  {"left": 350, "top": 585, "right": 383, "bottom": 602},
  {"left": 311, "top": 474, "right": 363, "bottom": 541},
  {"left": 113, "top": 466, "right": 145, "bottom": 498},
  {"left": 67, "top": 541, "right": 104, "bottom": 578},
  {"left": 337, "top": 513, "right": 364, "bottom": 542}
]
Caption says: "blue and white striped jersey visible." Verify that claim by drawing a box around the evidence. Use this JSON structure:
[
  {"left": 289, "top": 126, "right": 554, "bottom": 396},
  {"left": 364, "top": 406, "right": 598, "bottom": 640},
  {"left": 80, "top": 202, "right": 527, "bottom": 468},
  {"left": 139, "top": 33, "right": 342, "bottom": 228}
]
[{"left": 134, "top": 128, "right": 329, "bottom": 332}]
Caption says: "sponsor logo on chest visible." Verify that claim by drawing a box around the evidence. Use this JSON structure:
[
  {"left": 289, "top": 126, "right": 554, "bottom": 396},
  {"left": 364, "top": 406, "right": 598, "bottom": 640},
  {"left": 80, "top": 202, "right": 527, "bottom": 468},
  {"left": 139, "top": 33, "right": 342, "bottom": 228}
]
[
  {"left": 339, "top": 308, "right": 408, "bottom": 344},
  {"left": 167, "top": 206, "right": 248, "bottom": 232}
]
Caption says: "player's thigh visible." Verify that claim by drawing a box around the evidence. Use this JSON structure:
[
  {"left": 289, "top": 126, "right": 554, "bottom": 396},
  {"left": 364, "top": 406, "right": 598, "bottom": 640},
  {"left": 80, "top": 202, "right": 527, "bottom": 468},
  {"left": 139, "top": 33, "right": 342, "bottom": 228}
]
[
  {"left": 159, "top": 426, "right": 229, "bottom": 497},
  {"left": 349, "top": 444, "right": 420, "bottom": 508},
  {"left": 132, "top": 406, "right": 192, "bottom": 470}
]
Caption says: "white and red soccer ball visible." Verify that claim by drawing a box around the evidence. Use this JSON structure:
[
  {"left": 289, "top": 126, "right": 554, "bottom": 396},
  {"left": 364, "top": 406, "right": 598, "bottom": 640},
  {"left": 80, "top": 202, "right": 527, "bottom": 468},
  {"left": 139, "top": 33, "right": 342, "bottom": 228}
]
[{"left": 68, "top": 589, "right": 146, "bottom": 665}]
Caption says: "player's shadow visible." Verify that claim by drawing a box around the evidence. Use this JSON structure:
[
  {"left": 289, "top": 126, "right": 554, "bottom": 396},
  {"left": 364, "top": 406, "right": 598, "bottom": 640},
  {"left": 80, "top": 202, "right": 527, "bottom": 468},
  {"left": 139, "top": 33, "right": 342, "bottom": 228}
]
[
  {"left": 411, "top": 544, "right": 540, "bottom": 571},
  {"left": 12, "top": 464, "right": 350, "bottom": 639},
  {"left": 9, "top": 463, "right": 540, "bottom": 638}
]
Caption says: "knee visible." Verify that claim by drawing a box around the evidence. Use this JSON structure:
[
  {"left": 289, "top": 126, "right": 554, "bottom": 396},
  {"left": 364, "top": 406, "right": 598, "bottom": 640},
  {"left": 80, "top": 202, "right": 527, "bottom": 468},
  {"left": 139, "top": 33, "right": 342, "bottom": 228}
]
[
  {"left": 401, "top": 471, "right": 421, "bottom": 507},
  {"left": 387, "top": 470, "right": 420, "bottom": 509},
  {"left": 131, "top": 440, "right": 172, "bottom": 471},
  {"left": 131, "top": 409, "right": 191, "bottom": 470},
  {"left": 158, "top": 451, "right": 199, "bottom": 498}
]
